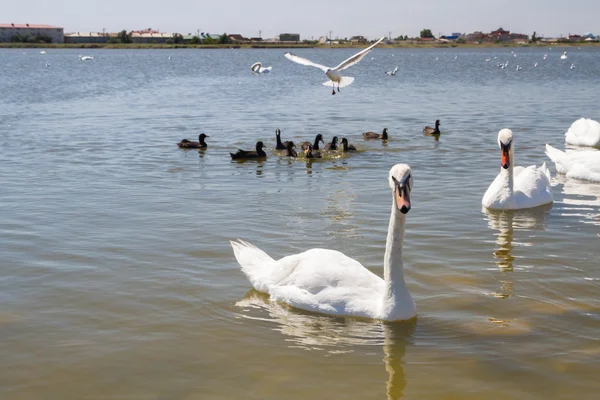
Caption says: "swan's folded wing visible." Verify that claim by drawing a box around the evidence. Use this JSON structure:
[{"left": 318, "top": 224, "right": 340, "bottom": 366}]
[
  {"left": 284, "top": 53, "right": 329, "bottom": 72},
  {"left": 333, "top": 36, "right": 385, "bottom": 71}
]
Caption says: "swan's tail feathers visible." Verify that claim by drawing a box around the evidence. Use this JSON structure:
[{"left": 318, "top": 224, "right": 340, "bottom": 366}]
[
  {"left": 322, "top": 76, "right": 355, "bottom": 88},
  {"left": 230, "top": 239, "right": 276, "bottom": 293},
  {"left": 544, "top": 144, "right": 568, "bottom": 174}
]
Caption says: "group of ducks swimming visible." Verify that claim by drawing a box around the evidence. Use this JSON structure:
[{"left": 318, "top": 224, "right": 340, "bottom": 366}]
[
  {"left": 177, "top": 120, "right": 442, "bottom": 160},
  {"left": 229, "top": 118, "right": 600, "bottom": 323}
]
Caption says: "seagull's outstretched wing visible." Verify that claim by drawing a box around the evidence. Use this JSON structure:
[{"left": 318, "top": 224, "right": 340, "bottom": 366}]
[
  {"left": 333, "top": 37, "right": 385, "bottom": 71},
  {"left": 284, "top": 53, "right": 329, "bottom": 72}
]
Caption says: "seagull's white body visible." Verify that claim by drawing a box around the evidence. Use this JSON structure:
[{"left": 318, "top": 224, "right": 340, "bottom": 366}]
[
  {"left": 40, "top": 51, "right": 47, "bottom": 54},
  {"left": 385, "top": 66, "right": 398, "bottom": 76},
  {"left": 284, "top": 37, "right": 384, "bottom": 94},
  {"left": 251, "top": 62, "right": 272, "bottom": 74},
  {"left": 79, "top": 55, "right": 94, "bottom": 61},
  {"left": 482, "top": 129, "right": 554, "bottom": 210},
  {"left": 565, "top": 118, "right": 600, "bottom": 147},
  {"left": 231, "top": 164, "right": 416, "bottom": 321},
  {"left": 545, "top": 144, "right": 600, "bottom": 182}
]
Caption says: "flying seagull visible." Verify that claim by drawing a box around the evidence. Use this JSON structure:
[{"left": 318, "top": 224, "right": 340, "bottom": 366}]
[{"left": 284, "top": 37, "right": 385, "bottom": 95}]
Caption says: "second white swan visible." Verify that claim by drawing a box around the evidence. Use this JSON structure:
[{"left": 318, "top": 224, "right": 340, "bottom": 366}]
[
  {"left": 482, "top": 129, "right": 554, "bottom": 210},
  {"left": 231, "top": 164, "right": 416, "bottom": 321}
]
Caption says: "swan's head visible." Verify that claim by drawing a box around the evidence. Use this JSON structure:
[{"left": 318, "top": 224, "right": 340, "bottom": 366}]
[
  {"left": 199, "top": 133, "right": 209, "bottom": 140},
  {"left": 382, "top": 128, "right": 389, "bottom": 139},
  {"left": 497, "top": 129, "right": 513, "bottom": 169},
  {"left": 341, "top": 138, "right": 349, "bottom": 145},
  {"left": 275, "top": 128, "right": 281, "bottom": 136},
  {"left": 389, "top": 164, "right": 413, "bottom": 214},
  {"left": 316, "top": 134, "right": 324, "bottom": 143},
  {"left": 331, "top": 136, "right": 338, "bottom": 144},
  {"left": 435, "top": 120, "right": 441, "bottom": 127},
  {"left": 256, "top": 141, "right": 265, "bottom": 150},
  {"left": 286, "top": 141, "right": 296, "bottom": 149}
]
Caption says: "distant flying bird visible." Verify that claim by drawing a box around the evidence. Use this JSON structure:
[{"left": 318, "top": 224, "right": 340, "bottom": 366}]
[
  {"left": 251, "top": 61, "right": 272, "bottom": 74},
  {"left": 534, "top": 62, "right": 539, "bottom": 67},
  {"left": 385, "top": 66, "right": 398, "bottom": 76},
  {"left": 516, "top": 65, "right": 523, "bottom": 71},
  {"left": 79, "top": 55, "right": 94, "bottom": 61},
  {"left": 284, "top": 37, "right": 385, "bottom": 95},
  {"left": 570, "top": 63, "right": 575, "bottom": 69},
  {"left": 543, "top": 54, "right": 547, "bottom": 60}
]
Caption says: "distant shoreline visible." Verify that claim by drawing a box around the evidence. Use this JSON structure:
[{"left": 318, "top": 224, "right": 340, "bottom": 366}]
[{"left": 1, "top": 42, "right": 598, "bottom": 50}]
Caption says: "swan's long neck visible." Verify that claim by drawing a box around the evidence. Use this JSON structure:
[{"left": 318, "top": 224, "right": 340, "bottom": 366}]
[
  {"left": 276, "top": 134, "right": 283, "bottom": 147},
  {"left": 499, "top": 147, "right": 515, "bottom": 196},
  {"left": 313, "top": 136, "right": 320, "bottom": 149},
  {"left": 383, "top": 204, "right": 409, "bottom": 306}
]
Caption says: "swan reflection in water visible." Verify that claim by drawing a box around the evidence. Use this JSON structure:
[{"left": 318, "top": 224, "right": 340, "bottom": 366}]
[
  {"left": 237, "top": 291, "right": 416, "bottom": 400},
  {"left": 552, "top": 175, "right": 600, "bottom": 226},
  {"left": 483, "top": 205, "right": 551, "bottom": 298}
]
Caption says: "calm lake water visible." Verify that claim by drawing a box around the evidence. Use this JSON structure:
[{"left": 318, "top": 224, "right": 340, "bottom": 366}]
[{"left": 1, "top": 47, "right": 599, "bottom": 400}]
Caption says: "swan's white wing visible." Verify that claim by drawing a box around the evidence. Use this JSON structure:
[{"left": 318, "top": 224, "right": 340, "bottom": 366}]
[
  {"left": 332, "top": 36, "right": 385, "bottom": 71},
  {"left": 564, "top": 118, "right": 600, "bottom": 147},
  {"left": 284, "top": 53, "right": 329, "bottom": 72},
  {"left": 513, "top": 163, "right": 553, "bottom": 207}
]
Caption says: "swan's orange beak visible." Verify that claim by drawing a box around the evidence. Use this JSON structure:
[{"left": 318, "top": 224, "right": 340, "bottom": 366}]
[
  {"left": 394, "top": 177, "right": 411, "bottom": 214},
  {"left": 500, "top": 142, "right": 511, "bottom": 169}
]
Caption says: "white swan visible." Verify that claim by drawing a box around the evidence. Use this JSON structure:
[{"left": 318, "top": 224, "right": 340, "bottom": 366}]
[
  {"left": 284, "top": 37, "right": 384, "bottom": 95},
  {"left": 79, "top": 55, "right": 94, "bottom": 61},
  {"left": 250, "top": 61, "right": 272, "bottom": 74},
  {"left": 482, "top": 129, "right": 554, "bottom": 210},
  {"left": 565, "top": 118, "right": 600, "bottom": 147},
  {"left": 561, "top": 51, "right": 567, "bottom": 60},
  {"left": 231, "top": 164, "right": 416, "bottom": 321},
  {"left": 545, "top": 144, "right": 600, "bottom": 182}
]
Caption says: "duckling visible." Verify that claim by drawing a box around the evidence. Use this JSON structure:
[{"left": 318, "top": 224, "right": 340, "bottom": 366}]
[
  {"left": 363, "top": 128, "right": 388, "bottom": 140},
  {"left": 340, "top": 138, "right": 357, "bottom": 152},
  {"left": 275, "top": 128, "right": 291, "bottom": 150},
  {"left": 301, "top": 134, "right": 325, "bottom": 151},
  {"left": 304, "top": 143, "right": 322, "bottom": 159},
  {"left": 230, "top": 141, "right": 267, "bottom": 160},
  {"left": 178, "top": 133, "right": 209, "bottom": 148},
  {"left": 423, "top": 120, "right": 441, "bottom": 136},
  {"left": 285, "top": 141, "right": 297, "bottom": 157},
  {"left": 324, "top": 136, "right": 339, "bottom": 151}
]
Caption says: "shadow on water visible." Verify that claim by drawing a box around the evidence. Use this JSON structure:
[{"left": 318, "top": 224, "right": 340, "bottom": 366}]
[{"left": 236, "top": 290, "right": 416, "bottom": 400}]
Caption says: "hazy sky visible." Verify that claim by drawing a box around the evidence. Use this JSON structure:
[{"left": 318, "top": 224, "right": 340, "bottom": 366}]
[{"left": 4, "top": 0, "right": 599, "bottom": 39}]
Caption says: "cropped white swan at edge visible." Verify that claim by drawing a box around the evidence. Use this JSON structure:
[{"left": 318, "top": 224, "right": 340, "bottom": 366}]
[
  {"left": 545, "top": 144, "right": 600, "bottom": 182},
  {"left": 564, "top": 118, "right": 600, "bottom": 147},
  {"left": 231, "top": 164, "right": 416, "bottom": 321},
  {"left": 250, "top": 62, "right": 272, "bottom": 74},
  {"left": 482, "top": 129, "right": 553, "bottom": 210}
]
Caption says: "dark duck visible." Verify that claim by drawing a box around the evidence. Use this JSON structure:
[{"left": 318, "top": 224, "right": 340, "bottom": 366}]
[
  {"left": 324, "top": 136, "right": 339, "bottom": 151},
  {"left": 423, "top": 120, "right": 441, "bottom": 136},
  {"left": 362, "top": 128, "right": 388, "bottom": 140},
  {"left": 230, "top": 141, "right": 267, "bottom": 160},
  {"left": 178, "top": 133, "right": 209, "bottom": 148},
  {"left": 301, "top": 134, "right": 325, "bottom": 151},
  {"left": 341, "top": 138, "right": 357, "bottom": 152}
]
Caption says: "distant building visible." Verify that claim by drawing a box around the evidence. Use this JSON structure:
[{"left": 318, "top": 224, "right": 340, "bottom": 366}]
[
  {"left": 279, "top": 33, "right": 300, "bottom": 42},
  {"left": 130, "top": 29, "right": 175, "bottom": 43},
  {"left": 349, "top": 35, "right": 367, "bottom": 44},
  {"left": 228, "top": 34, "right": 248, "bottom": 43},
  {"left": 0, "top": 23, "right": 64, "bottom": 43},
  {"left": 64, "top": 32, "right": 111, "bottom": 44}
]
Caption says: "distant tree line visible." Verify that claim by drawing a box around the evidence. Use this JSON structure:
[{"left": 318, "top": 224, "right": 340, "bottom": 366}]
[{"left": 11, "top": 33, "right": 53, "bottom": 43}]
